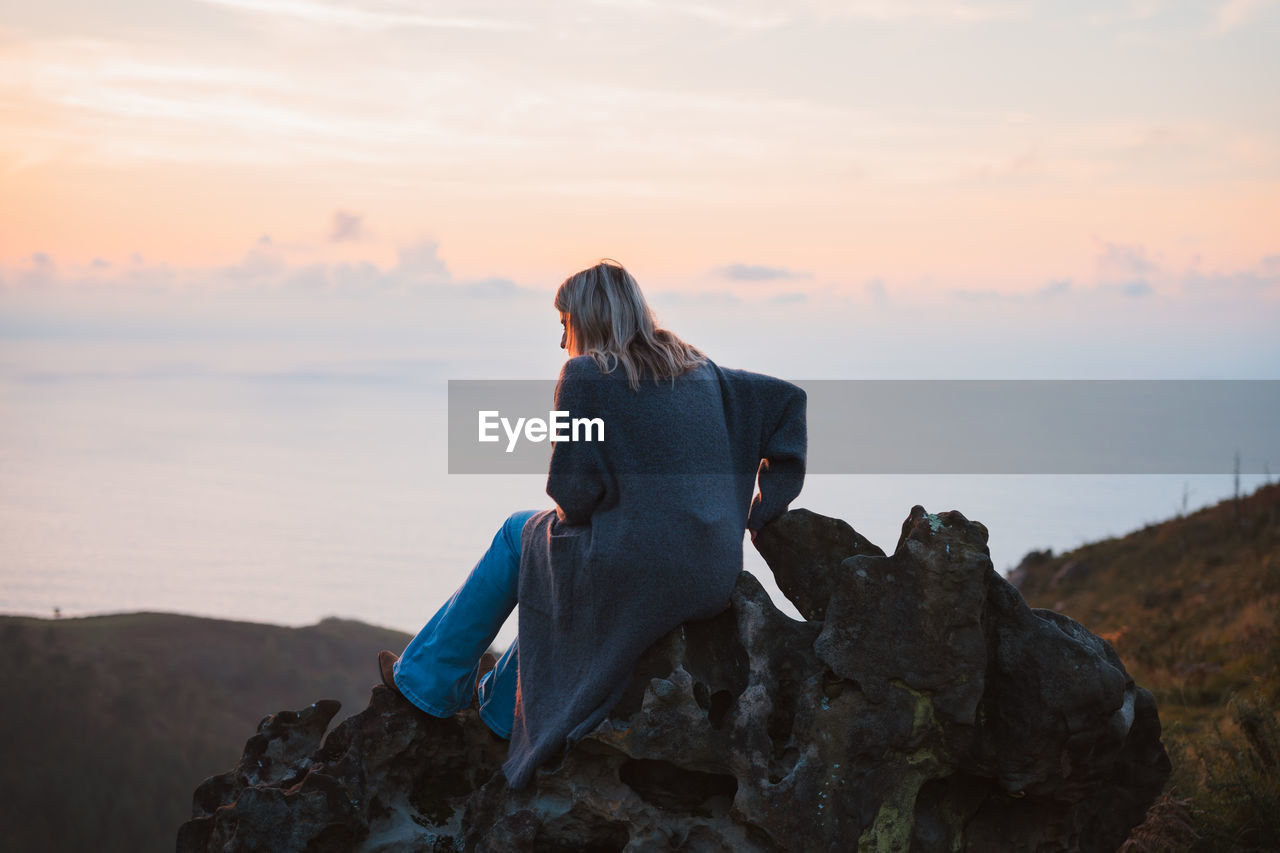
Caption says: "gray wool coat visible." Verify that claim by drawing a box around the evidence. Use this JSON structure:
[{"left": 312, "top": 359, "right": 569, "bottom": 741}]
[{"left": 503, "top": 354, "right": 807, "bottom": 789}]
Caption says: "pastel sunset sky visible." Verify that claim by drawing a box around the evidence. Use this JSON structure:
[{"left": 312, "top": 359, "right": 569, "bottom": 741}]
[{"left": 1, "top": 0, "right": 1278, "bottom": 378}]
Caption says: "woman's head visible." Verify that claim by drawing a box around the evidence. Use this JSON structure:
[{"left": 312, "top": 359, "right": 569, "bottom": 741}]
[{"left": 555, "top": 260, "right": 705, "bottom": 389}]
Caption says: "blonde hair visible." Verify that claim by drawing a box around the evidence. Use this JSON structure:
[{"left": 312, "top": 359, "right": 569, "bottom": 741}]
[{"left": 555, "top": 259, "right": 706, "bottom": 390}]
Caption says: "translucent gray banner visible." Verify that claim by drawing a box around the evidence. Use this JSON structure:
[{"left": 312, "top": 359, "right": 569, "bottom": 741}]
[{"left": 447, "top": 380, "right": 1279, "bottom": 474}]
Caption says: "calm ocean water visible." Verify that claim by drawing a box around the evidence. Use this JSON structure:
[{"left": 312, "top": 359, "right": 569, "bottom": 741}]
[{"left": 1, "top": 360, "right": 1267, "bottom": 644}]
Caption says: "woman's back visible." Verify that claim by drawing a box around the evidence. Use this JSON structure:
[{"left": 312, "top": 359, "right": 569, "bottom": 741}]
[{"left": 506, "top": 353, "right": 806, "bottom": 788}]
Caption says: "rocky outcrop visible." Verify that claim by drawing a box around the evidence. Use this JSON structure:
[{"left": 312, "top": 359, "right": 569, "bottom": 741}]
[{"left": 177, "top": 506, "right": 1170, "bottom": 852}]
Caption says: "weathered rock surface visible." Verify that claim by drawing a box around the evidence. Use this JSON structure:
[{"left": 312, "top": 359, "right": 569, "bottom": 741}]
[{"left": 178, "top": 506, "right": 1170, "bottom": 852}]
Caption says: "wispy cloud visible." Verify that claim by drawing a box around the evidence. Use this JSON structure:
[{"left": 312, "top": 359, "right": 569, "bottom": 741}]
[
  {"left": 590, "top": 0, "right": 787, "bottom": 29},
  {"left": 329, "top": 211, "right": 364, "bottom": 243},
  {"left": 1182, "top": 258, "right": 1280, "bottom": 297},
  {"left": 1095, "top": 239, "right": 1158, "bottom": 280},
  {"left": 650, "top": 289, "right": 742, "bottom": 306},
  {"left": 1102, "top": 280, "right": 1154, "bottom": 298},
  {"left": 1212, "top": 0, "right": 1276, "bottom": 33},
  {"left": 949, "top": 278, "right": 1149, "bottom": 303},
  {"left": 0, "top": 34, "right": 914, "bottom": 177},
  {"left": 943, "top": 256, "right": 1280, "bottom": 307},
  {"left": 800, "top": 0, "right": 1028, "bottom": 23},
  {"left": 951, "top": 284, "right": 1060, "bottom": 303},
  {"left": 0, "top": 228, "right": 559, "bottom": 313},
  {"left": 194, "top": 0, "right": 529, "bottom": 31},
  {"left": 220, "top": 235, "right": 289, "bottom": 283},
  {"left": 593, "top": 0, "right": 1027, "bottom": 26},
  {"left": 715, "top": 263, "right": 810, "bottom": 281},
  {"left": 862, "top": 278, "right": 889, "bottom": 305},
  {"left": 4, "top": 241, "right": 1277, "bottom": 385},
  {"left": 1084, "top": 0, "right": 1167, "bottom": 28},
  {"left": 394, "top": 240, "right": 452, "bottom": 285}
]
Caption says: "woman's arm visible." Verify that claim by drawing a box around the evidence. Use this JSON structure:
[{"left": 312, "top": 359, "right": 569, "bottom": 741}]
[
  {"left": 747, "top": 383, "right": 807, "bottom": 533},
  {"left": 546, "top": 357, "right": 609, "bottom": 525}
]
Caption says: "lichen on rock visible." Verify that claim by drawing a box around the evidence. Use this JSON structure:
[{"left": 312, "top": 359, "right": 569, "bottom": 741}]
[{"left": 178, "top": 506, "right": 1170, "bottom": 852}]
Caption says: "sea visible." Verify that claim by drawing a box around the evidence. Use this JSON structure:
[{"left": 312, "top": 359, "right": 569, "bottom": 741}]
[{"left": 3, "top": 355, "right": 1268, "bottom": 649}]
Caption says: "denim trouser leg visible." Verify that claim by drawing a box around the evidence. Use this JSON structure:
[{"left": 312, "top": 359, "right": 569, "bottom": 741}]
[
  {"left": 476, "top": 636, "right": 519, "bottom": 738},
  {"left": 393, "top": 509, "right": 539, "bottom": 738}
]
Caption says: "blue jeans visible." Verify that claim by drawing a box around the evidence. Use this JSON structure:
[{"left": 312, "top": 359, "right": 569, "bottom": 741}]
[{"left": 392, "top": 509, "right": 539, "bottom": 738}]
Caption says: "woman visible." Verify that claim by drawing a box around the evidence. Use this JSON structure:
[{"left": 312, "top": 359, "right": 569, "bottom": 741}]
[{"left": 380, "top": 259, "right": 806, "bottom": 790}]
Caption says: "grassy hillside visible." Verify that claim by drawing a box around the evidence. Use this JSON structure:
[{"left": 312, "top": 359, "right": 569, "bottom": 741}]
[
  {"left": 0, "top": 612, "right": 410, "bottom": 853},
  {"left": 1016, "top": 482, "right": 1280, "bottom": 851}
]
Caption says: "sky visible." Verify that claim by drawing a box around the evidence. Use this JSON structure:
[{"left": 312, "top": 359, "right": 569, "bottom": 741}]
[{"left": 1, "top": 0, "right": 1277, "bottom": 310}]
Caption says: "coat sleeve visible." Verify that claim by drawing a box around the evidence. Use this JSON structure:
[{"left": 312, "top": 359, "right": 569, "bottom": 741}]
[
  {"left": 546, "top": 358, "right": 609, "bottom": 526},
  {"left": 747, "top": 382, "right": 807, "bottom": 533}
]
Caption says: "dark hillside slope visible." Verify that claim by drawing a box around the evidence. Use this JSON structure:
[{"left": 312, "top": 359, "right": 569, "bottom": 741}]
[
  {"left": 0, "top": 612, "right": 410, "bottom": 853},
  {"left": 1015, "top": 483, "right": 1279, "bottom": 718},
  {"left": 1015, "top": 482, "right": 1280, "bottom": 850}
]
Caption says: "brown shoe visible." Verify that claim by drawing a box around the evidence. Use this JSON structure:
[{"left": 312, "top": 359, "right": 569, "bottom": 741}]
[
  {"left": 472, "top": 651, "right": 498, "bottom": 709},
  {"left": 378, "top": 650, "right": 402, "bottom": 695}
]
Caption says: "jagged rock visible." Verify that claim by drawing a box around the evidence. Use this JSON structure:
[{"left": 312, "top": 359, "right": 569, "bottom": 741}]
[
  {"left": 751, "top": 507, "right": 886, "bottom": 621},
  {"left": 178, "top": 506, "right": 1171, "bottom": 853}
]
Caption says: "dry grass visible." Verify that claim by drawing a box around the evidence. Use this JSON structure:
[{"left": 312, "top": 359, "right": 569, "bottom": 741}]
[{"left": 1119, "top": 791, "right": 1198, "bottom": 853}]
